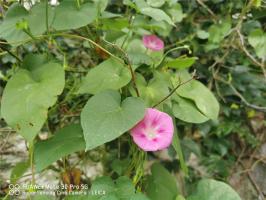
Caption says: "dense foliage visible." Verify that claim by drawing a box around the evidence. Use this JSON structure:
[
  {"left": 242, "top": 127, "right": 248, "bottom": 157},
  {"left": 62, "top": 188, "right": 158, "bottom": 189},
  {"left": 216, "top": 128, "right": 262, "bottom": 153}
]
[{"left": 0, "top": 0, "right": 266, "bottom": 199}]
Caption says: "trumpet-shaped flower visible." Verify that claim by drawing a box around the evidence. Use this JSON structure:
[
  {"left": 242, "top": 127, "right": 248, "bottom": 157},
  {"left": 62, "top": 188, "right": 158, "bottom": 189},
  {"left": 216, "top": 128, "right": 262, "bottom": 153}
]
[
  {"left": 142, "top": 35, "right": 164, "bottom": 51},
  {"left": 131, "top": 108, "right": 174, "bottom": 151}
]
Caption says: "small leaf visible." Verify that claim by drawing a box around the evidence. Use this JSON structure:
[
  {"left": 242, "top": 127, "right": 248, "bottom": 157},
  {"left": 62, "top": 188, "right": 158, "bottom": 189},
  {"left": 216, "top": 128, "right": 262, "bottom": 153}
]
[
  {"left": 10, "top": 161, "right": 29, "bottom": 184},
  {"left": 1, "top": 54, "right": 65, "bottom": 141},
  {"left": 147, "top": 0, "right": 165, "bottom": 7},
  {"left": 140, "top": 7, "right": 175, "bottom": 26},
  {"left": 167, "top": 3, "right": 184, "bottom": 23},
  {"left": 187, "top": 179, "right": 242, "bottom": 200},
  {"left": 167, "top": 57, "right": 197, "bottom": 69},
  {"left": 78, "top": 58, "right": 131, "bottom": 94},
  {"left": 208, "top": 19, "right": 231, "bottom": 44},
  {"left": 81, "top": 90, "right": 145, "bottom": 150},
  {"left": 248, "top": 29, "right": 266, "bottom": 60},
  {"left": 130, "top": 73, "right": 170, "bottom": 108},
  {"left": 196, "top": 30, "right": 209, "bottom": 39},
  {"left": 34, "top": 124, "right": 85, "bottom": 172}
]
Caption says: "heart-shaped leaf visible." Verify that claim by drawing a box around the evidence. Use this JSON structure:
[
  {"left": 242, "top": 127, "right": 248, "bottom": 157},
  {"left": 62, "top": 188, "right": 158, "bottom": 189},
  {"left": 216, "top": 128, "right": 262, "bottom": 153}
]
[
  {"left": 34, "top": 124, "right": 85, "bottom": 172},
  {"left": 167, "top": 57, "right": 197, "bottom": 69},
  {"left": 78, "top": 58, "right": 131, "bottom": 94},
  {"left": 187, "top": 179, "right": 241, "bottom": 200},
  {"left": 51, "top": 1, "right": 97, "bottom": 31},
  {"left": 174, "top": 70, "right": 219, "bottom": 120},
  {"left": 1, "top": 54, "right": 65, "bottom": 141},
  {"left": 248, "top": 29, "right": 266, "bottom": 60},
  {"left": 172, "top": 95, "right": 209, "bottom": 123},
  {"left": 140, "top": 7, "right": 175, "bottom": 26},
  {"left": 81, "top": 90, "right": 145, "bottom": 150},
  {"left": 0, "top": 2, "right": 97, "bottom": 44}
]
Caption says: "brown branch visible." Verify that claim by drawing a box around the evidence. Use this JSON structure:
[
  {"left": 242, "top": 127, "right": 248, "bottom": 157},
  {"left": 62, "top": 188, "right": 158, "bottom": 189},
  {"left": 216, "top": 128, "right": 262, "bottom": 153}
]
[
  {"left": 196, "top": 0, "right": 218, "bottom": 22},
  {"left": 101, "top": 39, "right": 140, "bottom": 97},
  {"left": 236, "top": 30, "right": 266, "bottom": 79},
  {"left": 152, "top": 70, "right": 197, "bottom": 108},
  {"left": 215, "top": 76, "right": 266, "bottom": 112}
]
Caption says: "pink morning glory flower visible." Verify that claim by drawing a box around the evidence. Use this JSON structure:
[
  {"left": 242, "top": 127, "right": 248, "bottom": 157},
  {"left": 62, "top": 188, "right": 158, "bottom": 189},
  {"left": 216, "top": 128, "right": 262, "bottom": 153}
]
[
  {"left": 130, "top": 108, "right": 174, "bottom": 151},
  {"left": 142, "top": 35, "right": 164, "bottom": 51}
]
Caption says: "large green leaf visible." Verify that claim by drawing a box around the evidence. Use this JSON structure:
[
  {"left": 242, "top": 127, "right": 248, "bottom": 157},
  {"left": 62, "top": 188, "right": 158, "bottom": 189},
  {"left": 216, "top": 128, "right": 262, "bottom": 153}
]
[
  {"left": 174, "top": 71, "right": 219, "bottom": 120},
  {"left": 1, "top": 54, "right": 65, "bottom": 141},
  {"left": 81, "top": 90, "right": 145, "bottom": 150},
  {"left": 187, "top": 179, "right": 242, "bottom": 200},
  {"left": 78, "top": 58, "right": 131, "bottom": 94},
  {"left": 172, "top": 95, "right": 209, "bottom": 123},
  {"left": 0, "top": 1, "right": 97, "bottom": 44},
  {"left": 248, "top": 29, "right": 266, "bottom": 60},
  {"left": 146, "top": 163, "right": 179, "bottom": 200},
  {"left": 51, "top": 1, "right": 97, "bottom": 31},
  {"left": 34, "top": 124, "right": 85, "bottom": 172}
]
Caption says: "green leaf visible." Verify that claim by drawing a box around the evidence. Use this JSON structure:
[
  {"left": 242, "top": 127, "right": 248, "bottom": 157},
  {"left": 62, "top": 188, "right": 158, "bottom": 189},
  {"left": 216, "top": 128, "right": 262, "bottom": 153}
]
[
  {"left": 187, "top": 179, "right": 242, "bottom": 200},
  {"left": 147, "top": 163, "right": 179, "bottom": 200},
  {"left": 34, "top": 124, "right": 85, "bottom": 172},
  {"left": 167, "top": 3, "right": 184, "bottom": 23},
  {"left": 208, "top": 19, "right": 231, "bottom": 44},
  {"left": 171, "top": 120, "right": 188, "bottom": 175},
  {"left": 0, "top": 3, "right": 28, "bottom": 43},
  {"left": 52, "top": 1, "right": 97, "bottom": 31},
  {"left": 147, "top": 0, "right": 165, "bottom": 7},
  {"left": 115, "top": 176, "right": 136, "bottom": 200},
  {"left": 174, "top": 71, "right": 219, "bottom": 120},
  {"left": 167, "top": 57, "right": 197, "bottom": 69},
  {"left": 81, "top": 90, "right": 145, "bottom": 150},
  {"left": 176, "top": 195, "right": 186, "bottom": 200},
  {"left": 130, "top": 193, "right": 150, "bottom": 200},
  {"left": 130, "top": 73, "right": 170, "bottom": 107},
  {"left": 172, "top": 95, "right": 209, "bottom": 123},
  {"left": 1, "top": 54, "right": 65, "bottom": 141},
  {"left": 78, "top": 58, "right": 131, "bottom": 94},
  {"left": 140, "top": 7, "right": 175, "bottom": 26},
  {"left": 248, "top": 29, "right": 266, "bottom": 60},
  {"left": 91, "top": 176, "right": 147, "bottom": 200},
  {"left": 196, "top": 30, "right": 209, "bottom": 39},
  {"left": 0, "top": 2, "right": 97, "bottom": 44},
  {"left": 91, "top": 176, "right": 116, "bottom": 195},
  {"left": 10, "top": 161, "right": 30, "bottom": 184},
  {"left": 33, "top": 195, "right": 54, "bottom": 200}
]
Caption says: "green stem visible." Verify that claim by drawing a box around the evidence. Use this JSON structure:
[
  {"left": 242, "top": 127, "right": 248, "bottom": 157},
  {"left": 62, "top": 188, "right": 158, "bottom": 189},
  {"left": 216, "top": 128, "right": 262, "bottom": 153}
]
[
  {"left": 156, "top": 45, "right": 191, "bottom": 68},
  {"left": 45, "top": 0, "right": 49, "bottom": 34},
  {"left": 76, "top": 0, "right": 81, "bottom": 9},
  {"left": 29, "top": 141, "right": 35, "bottom": 185}
]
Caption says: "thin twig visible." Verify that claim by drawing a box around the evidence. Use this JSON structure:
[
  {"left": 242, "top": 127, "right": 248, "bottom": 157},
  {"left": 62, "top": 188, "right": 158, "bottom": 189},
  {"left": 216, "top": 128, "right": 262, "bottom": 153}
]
[
  {"left": 236, "top": 30, "right": 266, "bottom": 79},
  {"left": 152, "top": 70, "right": 197, "bottom": 108},
  {"left": 196, "top": 0, "right": 218, "bottom": 22},
  {"left": 215, "top": 76, "right": 266, "bottom": 112},
  {"left": 101, "top": 39, "right": 140, "bottom": 97},
  {"left": 0, "top": 47, "right": 22, "bottom": 63}
]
